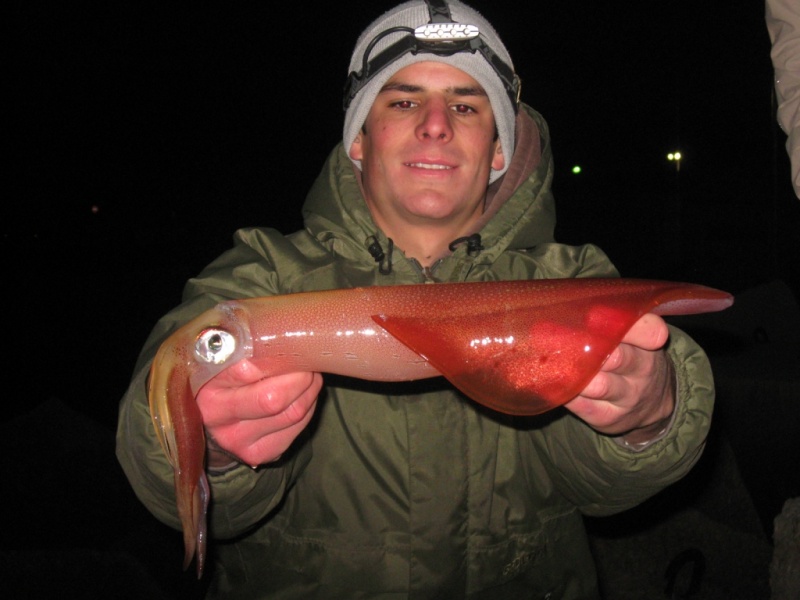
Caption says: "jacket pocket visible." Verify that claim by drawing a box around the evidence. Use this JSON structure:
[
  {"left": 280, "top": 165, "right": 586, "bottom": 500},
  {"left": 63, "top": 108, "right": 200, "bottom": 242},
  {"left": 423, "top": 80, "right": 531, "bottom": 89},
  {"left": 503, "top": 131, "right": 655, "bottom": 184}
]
[{"left": 466, "top": 508, "right": 599, "bottom": 599}]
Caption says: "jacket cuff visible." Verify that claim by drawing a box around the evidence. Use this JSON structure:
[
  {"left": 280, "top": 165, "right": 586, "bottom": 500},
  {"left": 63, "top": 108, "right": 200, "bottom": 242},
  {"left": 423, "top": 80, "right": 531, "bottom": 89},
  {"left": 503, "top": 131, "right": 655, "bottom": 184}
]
[{"left": 611, "top": 369, "right": 680, "bottom": 453}]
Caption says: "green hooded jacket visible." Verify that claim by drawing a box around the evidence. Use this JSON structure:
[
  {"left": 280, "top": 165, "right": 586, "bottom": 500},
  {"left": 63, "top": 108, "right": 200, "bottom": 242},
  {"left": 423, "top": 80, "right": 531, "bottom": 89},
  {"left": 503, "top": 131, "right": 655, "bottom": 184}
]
[{"left": 116, "top": 106, "right": 714, "bottom": 599}]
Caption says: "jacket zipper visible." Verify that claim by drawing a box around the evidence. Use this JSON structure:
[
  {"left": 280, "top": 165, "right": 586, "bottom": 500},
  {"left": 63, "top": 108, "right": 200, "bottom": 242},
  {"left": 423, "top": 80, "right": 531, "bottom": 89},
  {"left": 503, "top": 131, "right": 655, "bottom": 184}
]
[{"left": 410, "top": 259, "right": 443, "bottom": 283}]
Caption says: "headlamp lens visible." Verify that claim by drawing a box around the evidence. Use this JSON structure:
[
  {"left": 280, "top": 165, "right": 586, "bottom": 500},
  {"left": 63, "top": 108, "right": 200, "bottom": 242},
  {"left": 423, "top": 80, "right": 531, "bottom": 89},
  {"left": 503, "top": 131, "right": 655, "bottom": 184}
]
[{"left": 414, "top": 23, "right": 479, "bottom": 41}]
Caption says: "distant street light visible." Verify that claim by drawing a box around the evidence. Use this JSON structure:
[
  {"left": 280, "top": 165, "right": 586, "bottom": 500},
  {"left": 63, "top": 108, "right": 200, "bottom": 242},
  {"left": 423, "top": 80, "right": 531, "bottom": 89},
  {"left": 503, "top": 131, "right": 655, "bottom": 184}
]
[{"left": 667, "top": 151, "right": 683, "bottom": 172}]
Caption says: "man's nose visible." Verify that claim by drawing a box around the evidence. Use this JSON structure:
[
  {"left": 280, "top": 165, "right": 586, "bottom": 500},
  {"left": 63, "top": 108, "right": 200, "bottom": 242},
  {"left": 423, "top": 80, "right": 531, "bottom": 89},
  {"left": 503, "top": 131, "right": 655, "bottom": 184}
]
[{"left": 416, "top": 101, "right": 453, "bottom": 142}]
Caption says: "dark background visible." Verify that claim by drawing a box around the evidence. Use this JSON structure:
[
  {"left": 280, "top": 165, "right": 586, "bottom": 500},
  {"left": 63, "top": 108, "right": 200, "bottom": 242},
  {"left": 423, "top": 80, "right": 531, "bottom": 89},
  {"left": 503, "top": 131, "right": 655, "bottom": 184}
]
[{"left": 4, "top": 1, "right": 799, "bottom": 598}]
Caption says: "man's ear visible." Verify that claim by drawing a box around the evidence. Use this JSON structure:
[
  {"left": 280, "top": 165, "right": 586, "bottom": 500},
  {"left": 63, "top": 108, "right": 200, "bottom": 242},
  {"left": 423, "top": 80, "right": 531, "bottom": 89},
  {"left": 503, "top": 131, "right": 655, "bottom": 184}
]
[
  {"left": 491, "top": 141, "right": 505, "bottom": 171},
  {"left": 350, "top": 133, "right": 363, "bottom": 161}
]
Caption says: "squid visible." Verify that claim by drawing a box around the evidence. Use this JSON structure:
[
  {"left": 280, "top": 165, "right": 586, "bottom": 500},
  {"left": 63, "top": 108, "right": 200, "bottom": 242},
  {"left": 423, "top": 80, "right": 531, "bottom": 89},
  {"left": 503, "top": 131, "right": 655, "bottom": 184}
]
[{"left": 148, "top": 278, "right": 733, "bottom": 576}]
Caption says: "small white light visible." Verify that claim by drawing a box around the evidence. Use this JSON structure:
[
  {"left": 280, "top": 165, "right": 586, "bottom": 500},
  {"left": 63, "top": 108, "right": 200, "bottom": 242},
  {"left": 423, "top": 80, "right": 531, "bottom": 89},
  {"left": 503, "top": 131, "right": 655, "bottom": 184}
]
[{"left": 415, "top": 23, "right": 480, "bottom": 41}]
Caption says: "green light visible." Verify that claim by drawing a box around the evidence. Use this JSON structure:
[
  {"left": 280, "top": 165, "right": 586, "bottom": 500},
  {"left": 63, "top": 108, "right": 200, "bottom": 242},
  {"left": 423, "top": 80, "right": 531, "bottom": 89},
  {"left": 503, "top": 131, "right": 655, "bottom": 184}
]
[{"left": 572, "top": 165, "right": 582, "bottom": 174}]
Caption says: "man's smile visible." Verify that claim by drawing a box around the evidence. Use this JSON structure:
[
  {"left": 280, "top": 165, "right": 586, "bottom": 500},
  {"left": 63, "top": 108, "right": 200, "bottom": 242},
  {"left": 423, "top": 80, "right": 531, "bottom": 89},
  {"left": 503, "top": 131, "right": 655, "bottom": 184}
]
[{"left": 405, "top": 162, "right": 455, "bottom": 170}]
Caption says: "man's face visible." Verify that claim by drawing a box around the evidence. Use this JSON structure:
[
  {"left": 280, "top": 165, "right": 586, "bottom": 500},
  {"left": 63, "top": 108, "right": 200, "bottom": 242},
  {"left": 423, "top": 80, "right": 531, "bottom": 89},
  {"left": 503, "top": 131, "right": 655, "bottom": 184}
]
[{"left": 349, "top": 62, "right": 505, "bottom": 230}]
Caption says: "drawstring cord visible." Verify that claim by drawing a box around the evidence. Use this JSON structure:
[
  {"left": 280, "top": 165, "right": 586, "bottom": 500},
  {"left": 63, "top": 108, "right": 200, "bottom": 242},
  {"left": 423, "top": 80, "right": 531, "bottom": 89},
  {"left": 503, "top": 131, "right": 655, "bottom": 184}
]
[
  {"left": 365, "top": 235, "right": 394, "bottom": 275},
  {"left": 366, "top": 233, "right": 483, "bottom": 276},
  {"left": 448, "top": 233, "right": 484, "bottom": 256}
]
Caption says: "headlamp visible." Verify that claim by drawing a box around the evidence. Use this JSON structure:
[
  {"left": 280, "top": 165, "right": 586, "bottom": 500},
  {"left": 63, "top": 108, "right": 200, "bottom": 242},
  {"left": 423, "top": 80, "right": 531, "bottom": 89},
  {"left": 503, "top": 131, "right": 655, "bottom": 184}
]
[{"left": 343, "top": 0, "right": 521, "bottom": 112}]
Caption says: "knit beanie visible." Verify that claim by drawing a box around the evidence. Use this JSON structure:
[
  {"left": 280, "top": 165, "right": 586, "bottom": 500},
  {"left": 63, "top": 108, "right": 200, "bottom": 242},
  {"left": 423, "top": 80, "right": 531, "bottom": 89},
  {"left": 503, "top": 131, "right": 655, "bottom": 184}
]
[{"left": 343, "top": 0, "right": 518, "bottom": 183}]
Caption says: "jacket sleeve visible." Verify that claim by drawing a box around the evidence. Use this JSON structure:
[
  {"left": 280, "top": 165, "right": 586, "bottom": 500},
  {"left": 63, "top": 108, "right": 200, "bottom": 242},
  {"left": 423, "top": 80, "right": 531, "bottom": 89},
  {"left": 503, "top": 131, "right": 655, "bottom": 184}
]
[
  {"left": 767, "top": 0, "right": 800, "bottom": 199},
  {"left": 531, "top": 325, "right": 713, "bottom": 515},
  {"left": 115, "top": 229, "right": 313, "bottom": 539}
]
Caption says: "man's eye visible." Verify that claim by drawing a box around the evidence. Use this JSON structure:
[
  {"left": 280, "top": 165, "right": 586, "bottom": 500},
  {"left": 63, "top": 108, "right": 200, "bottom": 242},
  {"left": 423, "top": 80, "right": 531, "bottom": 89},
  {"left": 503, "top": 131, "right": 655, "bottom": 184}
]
[
  {"left": 452, "top": 104, "right": 476, "bottom": 114},
  {"left": 391, "top": 100, "right": 415, "bottom": 110}
]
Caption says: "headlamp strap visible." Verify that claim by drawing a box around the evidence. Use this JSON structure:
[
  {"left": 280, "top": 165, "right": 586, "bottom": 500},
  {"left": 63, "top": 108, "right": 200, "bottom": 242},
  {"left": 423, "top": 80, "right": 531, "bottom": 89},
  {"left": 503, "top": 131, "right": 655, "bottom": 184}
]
[{"left": 426, "top": 0, "right": 453, "bottom": 23}]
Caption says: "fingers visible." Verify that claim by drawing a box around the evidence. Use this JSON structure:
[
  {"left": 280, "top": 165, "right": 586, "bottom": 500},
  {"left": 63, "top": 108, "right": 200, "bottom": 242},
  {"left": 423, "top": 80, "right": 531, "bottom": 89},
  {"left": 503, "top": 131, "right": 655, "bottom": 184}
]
[
  {"left": 202, "top": 358, "right": 275, "bottom": 389},
  {"left": 579, "top": 313, "right": 669, "bottom": 398},
  {"left": 566, "top": 313, "right": 673, "bottom": 435},
  {"left": 197, "top": 365, "right": 323, "bottom": 466},
  {"left": 229, "top": 371, "right": 320, "bottom": 425},
  {"left": 621, "top": 313, "right": 669, "bottom": 351},
  {"left": 222, "top": 371, "right": 321, "bottom": 422},
  {"left": 224, "top": 391, "right": 319, "bottom": 467}
]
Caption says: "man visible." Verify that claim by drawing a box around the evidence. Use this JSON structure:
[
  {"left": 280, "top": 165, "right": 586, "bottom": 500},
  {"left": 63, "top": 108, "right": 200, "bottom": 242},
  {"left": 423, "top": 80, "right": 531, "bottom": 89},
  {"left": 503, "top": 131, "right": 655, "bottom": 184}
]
[
  {"left": 117, "top": 2, "right": 714, "bottom": 597},
  {"left": 766, "top": 0, "right": 800, "bottom": 200}
]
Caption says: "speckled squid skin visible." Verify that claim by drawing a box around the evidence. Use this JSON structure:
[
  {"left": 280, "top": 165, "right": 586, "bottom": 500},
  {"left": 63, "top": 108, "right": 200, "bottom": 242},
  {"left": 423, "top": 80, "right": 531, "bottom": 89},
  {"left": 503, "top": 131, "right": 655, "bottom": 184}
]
[{"left": 147, "top": 278, "right": 733, "bottom": 577}]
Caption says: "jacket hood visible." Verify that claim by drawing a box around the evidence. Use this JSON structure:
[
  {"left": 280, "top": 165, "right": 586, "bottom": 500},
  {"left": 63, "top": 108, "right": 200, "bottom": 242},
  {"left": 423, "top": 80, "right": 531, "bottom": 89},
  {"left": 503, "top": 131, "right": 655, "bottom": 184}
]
[{"left": 301, "top": 104, "right": 556, "bottom": 274}]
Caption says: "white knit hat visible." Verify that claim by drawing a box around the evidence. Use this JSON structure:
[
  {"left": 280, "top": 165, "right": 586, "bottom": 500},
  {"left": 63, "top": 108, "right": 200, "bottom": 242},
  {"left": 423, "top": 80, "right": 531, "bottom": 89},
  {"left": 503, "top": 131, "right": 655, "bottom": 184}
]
[{"left": 343, "top": 0, "right": 519, "bottom": 183}]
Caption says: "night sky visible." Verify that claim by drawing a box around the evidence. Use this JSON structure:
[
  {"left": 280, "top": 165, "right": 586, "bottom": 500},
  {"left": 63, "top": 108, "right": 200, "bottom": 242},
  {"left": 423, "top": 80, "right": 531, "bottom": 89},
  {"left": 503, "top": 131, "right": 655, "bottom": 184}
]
[{"left": 7, "top": 1, "right": 799, "bottom": 425}]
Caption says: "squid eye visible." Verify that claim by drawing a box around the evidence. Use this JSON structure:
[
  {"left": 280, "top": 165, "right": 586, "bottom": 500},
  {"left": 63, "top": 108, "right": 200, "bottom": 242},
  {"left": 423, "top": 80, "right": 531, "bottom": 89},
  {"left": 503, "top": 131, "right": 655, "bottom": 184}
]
[{"left": 195, "top": 328, "right": 236, "bottom": 364}]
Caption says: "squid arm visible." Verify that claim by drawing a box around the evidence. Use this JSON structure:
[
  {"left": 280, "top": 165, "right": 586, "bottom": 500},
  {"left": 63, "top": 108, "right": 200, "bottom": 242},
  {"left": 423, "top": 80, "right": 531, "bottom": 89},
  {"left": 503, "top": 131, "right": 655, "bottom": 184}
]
[{"left": 147, "top": 278, "right": 733, "bottom": 576}]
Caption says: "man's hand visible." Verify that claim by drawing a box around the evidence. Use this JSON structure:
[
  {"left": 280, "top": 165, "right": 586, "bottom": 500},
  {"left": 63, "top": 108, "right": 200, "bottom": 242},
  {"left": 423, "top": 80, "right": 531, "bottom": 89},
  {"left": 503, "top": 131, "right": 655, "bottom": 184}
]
[
  {"left": 565, "top": 313, "right": 676, "bottom": 445},
  {"left": 196, "top": 361, "right": 323, "bottom": 469}
]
